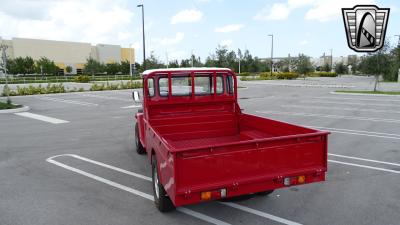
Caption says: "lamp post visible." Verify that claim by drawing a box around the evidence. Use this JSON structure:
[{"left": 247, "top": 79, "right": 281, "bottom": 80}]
[
  {"left": 129, "top": 43, "right": 133, "bottom": 77},
  {"left": 268, "top": 34, "right": 273, "bottom": 76},
  {"left": 330, "top": 48, "right": 333, "bottom": 72},
  {"left": 0, "top": 44, "right": 10, "bottom": 102},
  {"left": 137, "top": 4, "right": 146, "bottom": 70}
]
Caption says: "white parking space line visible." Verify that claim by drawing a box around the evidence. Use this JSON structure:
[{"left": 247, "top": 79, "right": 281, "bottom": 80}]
[
  {"left": 36, "top": 96, "right": 98, "bottom": 106},
  {"left": 257, "top": 111, "right": 400, "bottom": 124},
  {"left": 15, "top": 112, "right": 69, "bottom": 124},
  {"left": 304, "top": 125, "right": 400, "bottom": 140},
  {"left": 248, "top": 82, "right": 355, "bottom": 88},
  {"left": 307, "top": 126, "right": 400, "bottom": 138},
  {"left": 47, "top": 156, "right": 154, "bottom": 200},
  {"left": 220, "top": 202, "right": 301, "bottom": 225},
  {"left": 300, "top": 100, "right": 400, "bottom": 108},
  {"left": 77, "top": 93, "right": 131, "bottom": 102},
  {"left": 328, "top": 160, "right": 400, "bottom": 174},
  {"left": 282, "top": 105, "right": 400, "bottom": 114},
  {"left": 330, "top": 92, "right": 400, "bottom": 97},
  {"left": 59, "top": 154, "right": 152, "bottom": 181},
  {"left": 329, "top": 153, "right": 400, "bottom": 167},
  {"left": 176, "top": 208, "right": 231, "bottom": 225},
  {"left": 46, "top": 155, "right": 231, "bottom": 225},
  {"left": 48, "top": 154, "right": 302, "bottom": 225},
  {"left": 121, "top": 105, "right": 142, "bottom": 109},
  {"left": 315, "top": 96, "right": 400, "bottom": 102}
]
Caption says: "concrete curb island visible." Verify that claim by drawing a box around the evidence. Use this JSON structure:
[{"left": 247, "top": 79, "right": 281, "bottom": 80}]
[{"left": 0, "top": 105, "right": 30, "bottom": 114}]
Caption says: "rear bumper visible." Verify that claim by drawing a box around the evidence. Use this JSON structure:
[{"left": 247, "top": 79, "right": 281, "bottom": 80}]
[{"left": 172, "top": 168, "right": 325, "bottom": 207}]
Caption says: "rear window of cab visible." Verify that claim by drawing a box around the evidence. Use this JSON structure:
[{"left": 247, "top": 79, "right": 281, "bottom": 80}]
[{"left": 156, "top": 75, "right": 225, "bottom": 97}]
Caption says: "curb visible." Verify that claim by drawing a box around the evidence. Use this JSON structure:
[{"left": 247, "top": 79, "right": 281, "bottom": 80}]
[
  {"left": 0, "top": 105, "right": 30, "bottom": 114},
  {"left": 330, "top": 91, "right": 400, "bottom": 97}
]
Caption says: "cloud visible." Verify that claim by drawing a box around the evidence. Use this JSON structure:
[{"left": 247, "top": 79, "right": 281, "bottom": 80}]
[
  {"left": 220, "top": 39, "right": 233, "bottom": 47},
  {"left": 171, "top": 9, "right": 203, "bottom": 24},
  {"left": 254, "top": 0, "right": 376, "bottom": 22},
  {"left": 254, "top": 3, "right": 290, "bottom": 21},
  {"left": 305, "top": 0, "right": 376, "bottom": 22},
  {"left": 0, "top": 0, "right": 136, "bottom": 45},
  {"left": 299, "top": 40, "right": 309, "bottom": 45},
  {"left": 152, "top": 32, "right": 185, "bottom": 45},
  {"left": 214, "top": 24, "right": 244, "bottom": 33}
]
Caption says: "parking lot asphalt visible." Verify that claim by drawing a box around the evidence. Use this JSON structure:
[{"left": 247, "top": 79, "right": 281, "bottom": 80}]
[{"left": 1, "top": 76, "right": 400, "bottom": 225}]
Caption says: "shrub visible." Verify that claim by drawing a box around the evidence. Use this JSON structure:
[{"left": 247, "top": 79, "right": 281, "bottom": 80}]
[
  {"left": 310, "top": 72, "right": 337, "bottom": 77},
  {"left": 90, "top": 83, "right": 106, "bottom": 91},
  {"left": 259, "top": 72, "right": 299, "bottom": 80},
  {"left": 238, "top": 72, "right": 251, "bottom": 76},
  {"left": 74, "top": 75, "right": 91, "bottom": 83}
]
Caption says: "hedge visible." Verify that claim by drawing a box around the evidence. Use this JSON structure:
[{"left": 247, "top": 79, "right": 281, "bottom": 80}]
[
  {"left": 1, "top": 81, "right": 143, "bottom": 96},
  {"left": 309, "top": 72, "right": 337, "bottom": 77}
]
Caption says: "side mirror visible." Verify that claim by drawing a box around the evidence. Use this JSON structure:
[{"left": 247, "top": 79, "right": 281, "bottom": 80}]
[{"left": 132, "top": 91, "right": 141, "bottom": 102}]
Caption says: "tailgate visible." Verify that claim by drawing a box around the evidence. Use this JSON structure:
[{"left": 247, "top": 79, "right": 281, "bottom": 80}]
[{"left": 175, "top": 133, "right": 328, "bottom": 194}]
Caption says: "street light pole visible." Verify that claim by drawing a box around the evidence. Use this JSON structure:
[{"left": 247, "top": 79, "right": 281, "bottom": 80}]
[
  {"left": 268, "top": 34, "right": 273, "bottom": 76},
  {"left": 238, "top": 56, "right": 241, "bottom": 74},
  {"left": 137, "top": 4, "right": 146, "bottom": 70},
  {"left": 129, "top": 43, "right": 133, "bottom": 77},
  {"left": 0, "top": 44, "right": 10, "bottom": 102},
  {"left": 330, "top": 48, "right": 333, "bottom": 72}
]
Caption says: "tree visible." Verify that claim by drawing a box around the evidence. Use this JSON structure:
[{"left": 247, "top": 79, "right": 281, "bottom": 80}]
[
  {"left": 133, "top": 62, "right": 141, "bottom": 74},
  {"left": 357, "top": 41, "right": 395, "bottom": 90},
  {"left": 144, "top": 52, "right": 164, "bottom": 70},
  {"left": 35, "top": 57, "right": 59, "bottom": 75},
  {"left": 295, "top": 54, "right": 314, "bottom": 75},
  {"left": 180, "top": 59, "right": 191, "bottom": 67},
  {"left": 6, "top": 58, "right": 18, "bottom": 75},
  {"left": 84, "top": 58, "right": 103, "bottom": 76},
  {"left": 168, "top": 60, "right": 179, "bottom": 68},
  {"left": 65, "top": 66, "right": 73, "bottom": 74},
  {"left": 8, "top": 57, "right": 35, "bottom": 75},
  {"left": 23, "top": 56, "right": 35, "bottom": 75},
  {"left": 105, "top": 62, "right": 121, "bottom": 75},
  {"left": 120, "top": 60, "right": 130, "bottom": 75},
  {"left": 321, "top": 63, "right": 331, "bottom": 72},
  {"left": 335, "top": 62, "right": 347, "bottom": 74}
]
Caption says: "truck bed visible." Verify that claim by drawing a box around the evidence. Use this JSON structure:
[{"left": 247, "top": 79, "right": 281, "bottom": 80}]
[{"left": 155, "top": 112, "right": 320, "bottom": 152}]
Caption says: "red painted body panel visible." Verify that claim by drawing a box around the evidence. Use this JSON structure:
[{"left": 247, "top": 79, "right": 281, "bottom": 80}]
[{"left": 135, "top": 68, "right": 329, "bottom": 207}]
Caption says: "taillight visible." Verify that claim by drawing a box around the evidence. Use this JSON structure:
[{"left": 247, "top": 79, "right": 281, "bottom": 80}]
[{"left": 200, "top": 189, "right": 227, "bottom": 201}]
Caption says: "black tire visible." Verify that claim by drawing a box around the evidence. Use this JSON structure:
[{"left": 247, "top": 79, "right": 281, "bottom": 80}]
[
  {"left": 135, "top": 123, "right": 146, "bottom": 154},
  {"left": 152, "top": 157, "right": 175, "bottom": 212},
  {"left": 257, "top": 190, "right": 274, "bottom": 196}
]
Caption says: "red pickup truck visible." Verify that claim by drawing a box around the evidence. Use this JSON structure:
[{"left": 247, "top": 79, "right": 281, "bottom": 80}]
[{"left": 133, "top": 68, "right": 329, "bottom": 212}]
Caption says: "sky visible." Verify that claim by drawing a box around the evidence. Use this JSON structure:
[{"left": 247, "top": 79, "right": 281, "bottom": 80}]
[{"left": 0, "top": 0, "right": 399, "bottom": 63}]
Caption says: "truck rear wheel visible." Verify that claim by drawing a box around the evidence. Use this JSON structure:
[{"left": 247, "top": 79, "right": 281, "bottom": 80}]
[
  {"left": 152, "top": 157, "right": 175, "bottom": 212},
  {"left": 135, "top": 123, "right": 146, "bottom": 154}
]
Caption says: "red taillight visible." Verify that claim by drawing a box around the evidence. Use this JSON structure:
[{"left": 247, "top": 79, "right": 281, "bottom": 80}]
[{"left": 201, "top": 189, "right": 226, "bottom": 201}]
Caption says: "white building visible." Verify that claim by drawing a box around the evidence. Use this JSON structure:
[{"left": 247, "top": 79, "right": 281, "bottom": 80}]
[{"left": 0, "top": 37, "right": 135, "bottom": 74}]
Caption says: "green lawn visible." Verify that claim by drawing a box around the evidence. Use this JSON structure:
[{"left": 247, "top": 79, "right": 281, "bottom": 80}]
[
  {"left": 0, "top": 101, "right": 20, "bottom": 110},
  {"left": 335, "top": 90, "right": 400, "bottom": 95}
]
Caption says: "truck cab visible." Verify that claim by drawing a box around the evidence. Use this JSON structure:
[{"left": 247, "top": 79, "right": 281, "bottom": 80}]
[{"left": 133, "top": 68, "right": 329, "bottom": 212}]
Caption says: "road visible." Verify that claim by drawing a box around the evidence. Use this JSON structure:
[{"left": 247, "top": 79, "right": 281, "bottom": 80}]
[{"left": 0, "top": 77, "right": 399, "bottom": 225}]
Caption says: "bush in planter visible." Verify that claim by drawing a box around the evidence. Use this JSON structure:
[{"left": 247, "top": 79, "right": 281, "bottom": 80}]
[
  {"left": 259, "top": 72, "right": 299, "bottom": 80},
  {"left": 238, "top": 72, "right": 251, "bottom": 76},
  {"left": 310, "top": 71, "right": 337, "bottom": 77},
  {"left": 74, "top": 75, "right": 91, "bottom": 83}
]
